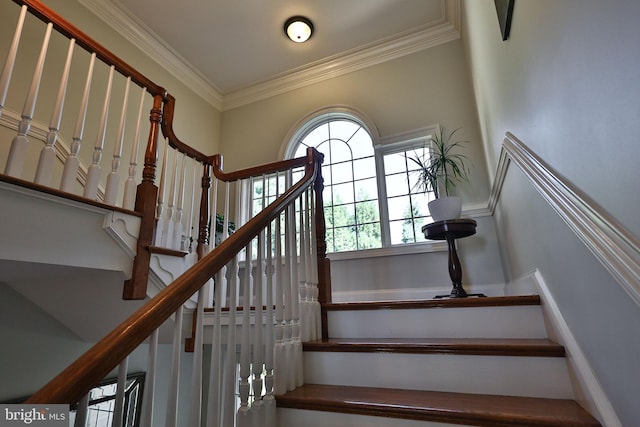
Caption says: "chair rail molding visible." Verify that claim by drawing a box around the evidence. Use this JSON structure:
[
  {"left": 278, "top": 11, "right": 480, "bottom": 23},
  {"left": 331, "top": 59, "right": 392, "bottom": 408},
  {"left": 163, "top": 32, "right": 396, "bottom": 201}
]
[{"left": 490, "top": 132, "right": 640, "bottom": 308}]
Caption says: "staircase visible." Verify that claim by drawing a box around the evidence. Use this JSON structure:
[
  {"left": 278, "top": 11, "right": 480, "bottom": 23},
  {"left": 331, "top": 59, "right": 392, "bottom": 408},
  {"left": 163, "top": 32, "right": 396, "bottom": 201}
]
[{"left": 276, "top": 295, "right": 602, "bottom": 426}]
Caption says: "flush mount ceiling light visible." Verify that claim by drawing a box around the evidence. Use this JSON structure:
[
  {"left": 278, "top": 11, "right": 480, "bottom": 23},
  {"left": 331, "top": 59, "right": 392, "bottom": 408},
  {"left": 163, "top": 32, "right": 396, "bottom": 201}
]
[{"left": 284, "top": 16, "right": 314, "bottom": 43}]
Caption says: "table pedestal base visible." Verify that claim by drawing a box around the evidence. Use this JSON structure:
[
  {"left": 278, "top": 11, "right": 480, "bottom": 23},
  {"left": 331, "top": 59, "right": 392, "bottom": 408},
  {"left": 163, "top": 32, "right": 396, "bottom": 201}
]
[{"left": 422, "top": 220, "right": 486, "bottom": 299}]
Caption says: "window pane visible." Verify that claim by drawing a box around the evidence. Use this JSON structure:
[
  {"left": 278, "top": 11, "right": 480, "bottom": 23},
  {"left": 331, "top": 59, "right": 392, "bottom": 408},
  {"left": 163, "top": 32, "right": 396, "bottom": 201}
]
[
  {"left": 332, "top": 203, "right": 354, "bottom": 227},
  {"left": 388, "top": 195, "right": 411, "bottom": 221},
  {"left": 355, "top": 199, "right": 379, "bottom": 224},
  {"left": 385, "top": 173, "right": 410, "bottom": 198},
  {"left": 389, "top": 219, "right": 406, "bottom": 245},
  {"left": 321, "top": 164, "right": 332, "bottom": 186},
  {"left": 331, "top": 161, "right": 353, "bottom": 184},
  {"left": 353, "top": 156, "right": 376, "bottom": 180},
  {"left": 334, "top": 226, "right": 356, "bottom": 252},
  {"left": 314, "top": 140, "right": 331, "bottom": 164},
  {"left": 414, "top": 216, "right": 428, "bottom": 242},
  {"left": 411, "top": 194, "right": 431, "bottom": 216},
  {"left": 357, "top": 223, "right": 382, "bottom": 249},
  {"left": 332, "top": 182, "right": 355, "bottom": 205},
  {"left": 329, "top": 120, "right": 359, "bottom": 142},
  {"left": 324, "top": 206, "right": 334, "bottom": 228},
  {"left": 383, "top": 153, "right": 407, "bottom": 175},
  {"left": 350, "top": 127, "right": 374, "bottom": 159},
  {"left": 330, "top": 139, "right": 353, "bottom": 164},
  {"left": 355, "top": 178, "right": 377, "bottom": 202},
  {"left": 305, "top": 123, "right": 329, "bottom": 149},
  {"left": 294, "top": 144, "right": 308, "bottom": 158}
]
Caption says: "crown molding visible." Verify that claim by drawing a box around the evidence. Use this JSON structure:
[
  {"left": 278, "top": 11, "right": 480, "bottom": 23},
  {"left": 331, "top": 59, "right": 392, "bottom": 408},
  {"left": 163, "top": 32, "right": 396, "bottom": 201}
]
[
  {"left": 223, "top": 2, "right": 460, "bottom": 110},
  {"left": 77, "top": 0, "right": 459, "bottom": 112},
  {"left": 77, "top": 0, "right": 224, "bottom": 110}
]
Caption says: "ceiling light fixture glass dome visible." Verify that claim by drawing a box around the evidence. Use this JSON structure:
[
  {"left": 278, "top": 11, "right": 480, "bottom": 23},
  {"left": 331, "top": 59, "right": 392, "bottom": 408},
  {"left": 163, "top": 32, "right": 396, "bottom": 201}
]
[{"left": 284, "top": 16, "right": 314, "bottom": 43}]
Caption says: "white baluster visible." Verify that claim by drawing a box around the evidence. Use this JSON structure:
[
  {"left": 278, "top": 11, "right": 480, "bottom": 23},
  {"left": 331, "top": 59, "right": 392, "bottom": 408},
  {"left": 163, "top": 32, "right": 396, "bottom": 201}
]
[
  {"left": 252, "top": 211, "right": 266, "bottom": 425},
  {"left": 35, "top": 38, "right": 75, "bottom": 185},
  {"left": 187, "top": 287, "right": 207, "bottom": 427},
  {"left": 84, "top": 65, "right": 115, "bottom": 200},
  {"left": 289, "top": 192, "right": 303, "bottom": 388},
  {"left": 283, "top": 179, "right": 296, "bottom": 391},
  {"left": 0, "top": 5, "right": 27, "bottom": 118},
  {"left": 112, "top": 356, "right": 128, "bottom": 427},
  {"left": 5, "top": 23, "right": 53, "bottom": 177},
  {"left": 104, "top": 76, "right": 131, "bottom": 205},
  {"left": 155, "top": 138, "right": 169, "bottom": 246},
  {"left": 310, "top": 189, "right": 322, "bottom": 339},
  {"left": 60, "top": 53, "right": 96, "bottom": 193},
  {"left": 237, "top": 240, "right": 252, "bottom": 427},
  {"left": 205, "top": 254, "right": 224, "bottom": 427},
  {"left": 183, "top": 160, "right": 199, "bottom": 256},
  {"left": 140, "top": 328, "right": 158, "bottom": 427},
  {"left": 298, "top": 192, "right": 310, "bottom": 343},
  {"left": 172, "top": 153, "right": 187, "bottom": 250},
  {"left": 164, "top": 305, "right": 183, "bottom": 427},
  {"left": 222, "top": 182, "right": 240, "bottom": 426},
  {"left": 273, "top": 173, "right": 287, "bottom": 395},
  {"left": 263, "top": 219, "right": 276, "bottom": 427},
  {"left": 73, "top": 393, "right": 89, "bottom": 427},
  {"left": 163, "top": 148, "right": 178, "bottom": 248},
  {"left": 123, "top": 86, "right": 147, "bottom": 210}
]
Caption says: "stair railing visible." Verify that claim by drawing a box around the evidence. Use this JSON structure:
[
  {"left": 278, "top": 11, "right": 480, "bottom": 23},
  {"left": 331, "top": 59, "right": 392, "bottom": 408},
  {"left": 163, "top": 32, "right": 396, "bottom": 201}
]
[
  {"left": 0, "top": 0, "right": 219, "bottom": 299},
  {"left": 26, "top": 147, "right": 326, "bottom": 427}
]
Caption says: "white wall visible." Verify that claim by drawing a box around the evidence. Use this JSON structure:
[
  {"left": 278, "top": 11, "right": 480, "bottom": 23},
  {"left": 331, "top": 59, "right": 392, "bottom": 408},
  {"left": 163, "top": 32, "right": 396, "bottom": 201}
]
[{"left": 462, "top": 1, "right": 640, "bottom": 424}]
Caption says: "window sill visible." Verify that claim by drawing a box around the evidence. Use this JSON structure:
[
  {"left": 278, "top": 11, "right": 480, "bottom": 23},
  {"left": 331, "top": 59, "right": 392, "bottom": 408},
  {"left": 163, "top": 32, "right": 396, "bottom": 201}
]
[{"left": 327, "top": 240, "right": 448, "bottom": 261}]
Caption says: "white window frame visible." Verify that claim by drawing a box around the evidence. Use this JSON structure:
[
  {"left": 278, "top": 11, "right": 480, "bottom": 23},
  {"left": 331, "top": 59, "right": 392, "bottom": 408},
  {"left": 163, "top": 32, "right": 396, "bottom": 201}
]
[
  {"left": 276, "top": 109, "right": 445, "bottom": 258},
  {"left": 374, "top": 124, "right": 440, "bottom": 247}
]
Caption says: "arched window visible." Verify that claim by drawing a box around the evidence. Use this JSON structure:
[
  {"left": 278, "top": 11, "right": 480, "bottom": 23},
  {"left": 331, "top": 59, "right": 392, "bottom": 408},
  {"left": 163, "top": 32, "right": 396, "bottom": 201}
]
[
  {"left": 289, "top": 111, "right": 381, "bottom": 252},
  {"left": 282, "top": 109, "right": 440, "bottom": 254}
]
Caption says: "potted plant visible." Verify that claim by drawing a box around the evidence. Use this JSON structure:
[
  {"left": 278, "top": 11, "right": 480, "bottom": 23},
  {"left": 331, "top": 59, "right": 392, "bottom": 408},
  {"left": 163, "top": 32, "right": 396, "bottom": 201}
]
[{"left": 407, "top": 127, "right": 470, "bottom": 221}]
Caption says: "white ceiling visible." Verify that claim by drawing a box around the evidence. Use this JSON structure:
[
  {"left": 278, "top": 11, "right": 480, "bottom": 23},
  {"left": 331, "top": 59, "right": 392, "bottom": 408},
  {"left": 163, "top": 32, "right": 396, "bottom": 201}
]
[{"left": 78, "top": 0, "right": 460, "bottom": 109}]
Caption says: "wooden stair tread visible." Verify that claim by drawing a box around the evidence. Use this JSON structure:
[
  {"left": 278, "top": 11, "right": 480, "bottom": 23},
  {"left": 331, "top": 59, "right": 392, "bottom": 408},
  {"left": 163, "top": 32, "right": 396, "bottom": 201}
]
[
  {"left": 303, "top": 338, "right": 565, "bottom": 357},
  {"left": 324, "top": 295, "right": 541, "bottom": 311},
  {"left": 276, "top": 384, "right": 601, "bottom": 427}
]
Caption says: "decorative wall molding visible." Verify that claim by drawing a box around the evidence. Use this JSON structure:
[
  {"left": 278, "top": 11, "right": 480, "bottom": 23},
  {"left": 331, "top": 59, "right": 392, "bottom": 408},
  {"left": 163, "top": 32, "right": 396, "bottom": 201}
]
[
  {"left": 518, "top": 269, "right": 622, "bottom": 427},
  {"left": 491, "top": 132, "right": 640, "bottom": 308}
]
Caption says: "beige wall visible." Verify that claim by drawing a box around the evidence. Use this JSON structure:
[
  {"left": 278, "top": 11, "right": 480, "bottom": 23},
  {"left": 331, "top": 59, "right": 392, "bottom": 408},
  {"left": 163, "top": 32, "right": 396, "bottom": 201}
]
[
  {"left": 220, "top": 40, "right": 490, "bottom": 205},
  {"left": 462, "top": 1, "right": 640, "bottom": 425}
]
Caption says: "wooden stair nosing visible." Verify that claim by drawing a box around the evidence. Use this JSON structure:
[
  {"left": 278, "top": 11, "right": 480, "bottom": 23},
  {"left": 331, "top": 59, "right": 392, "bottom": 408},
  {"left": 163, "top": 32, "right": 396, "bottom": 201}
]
[
  {"left": 302, "top": 338, "right": 566, "bottom": 357},
  {"left": 323, "top": 295, "right": 541, "bottom": 311},
  {"left": 276, "top": 384, "right": 601, "bottom": 427}
]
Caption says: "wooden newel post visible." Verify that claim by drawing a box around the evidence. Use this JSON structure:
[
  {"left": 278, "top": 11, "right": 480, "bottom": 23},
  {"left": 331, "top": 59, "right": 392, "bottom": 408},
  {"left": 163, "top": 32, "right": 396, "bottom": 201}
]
[
  {"left": 196, "top": 163, "right": 211, "bottom": 260},
  {"left": 311, "top": 149, "right": 331, "bottom": 339},
  {"left": 123, "top": 93, "right": 163, "bottom": 300}
]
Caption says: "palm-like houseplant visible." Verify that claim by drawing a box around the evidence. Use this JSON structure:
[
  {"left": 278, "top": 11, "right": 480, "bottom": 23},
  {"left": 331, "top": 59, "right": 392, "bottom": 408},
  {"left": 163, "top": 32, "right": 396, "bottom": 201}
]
[{"left": 407, "top": 127, "right": 470, "bottom": 221}]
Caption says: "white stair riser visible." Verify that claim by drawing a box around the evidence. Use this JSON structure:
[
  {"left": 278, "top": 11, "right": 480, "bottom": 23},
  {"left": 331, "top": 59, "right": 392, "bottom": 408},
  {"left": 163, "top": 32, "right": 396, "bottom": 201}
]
[
  {"left": 304, "top": 352, "right": 574, "bottom": 399},
  {"left": 328, "top": 305, "right": 547, "bottom": 339},
  {"left": 278, "top": 408, "right": 461, "bottom": 427}
]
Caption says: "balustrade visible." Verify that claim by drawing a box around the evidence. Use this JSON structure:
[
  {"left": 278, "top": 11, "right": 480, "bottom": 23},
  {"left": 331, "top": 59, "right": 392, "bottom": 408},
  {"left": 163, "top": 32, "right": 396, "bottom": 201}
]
[{"left": 2, "top": 3, "right": 331, "bottom": 427}]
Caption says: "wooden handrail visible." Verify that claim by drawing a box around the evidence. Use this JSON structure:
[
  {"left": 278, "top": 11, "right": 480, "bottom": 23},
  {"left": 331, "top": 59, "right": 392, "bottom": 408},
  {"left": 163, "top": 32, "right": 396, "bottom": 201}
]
[
  {"left": 212, "top": 154, "right": 308, "bottom": 182},
  {"left": 25, "top": 148, "right": 323, "bottom": 404},
  {"left": 160, "top": 94, "right": 213, "bottom": 164},
  {"left": 11, "top": 0, "right": 165, "bottom": 97}
]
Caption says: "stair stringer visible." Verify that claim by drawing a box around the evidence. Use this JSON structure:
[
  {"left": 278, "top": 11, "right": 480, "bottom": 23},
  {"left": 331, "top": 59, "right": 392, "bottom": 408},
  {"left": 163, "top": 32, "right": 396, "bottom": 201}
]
[{"left": 513, "top": 269, "right": 621, "bottom": 427}]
